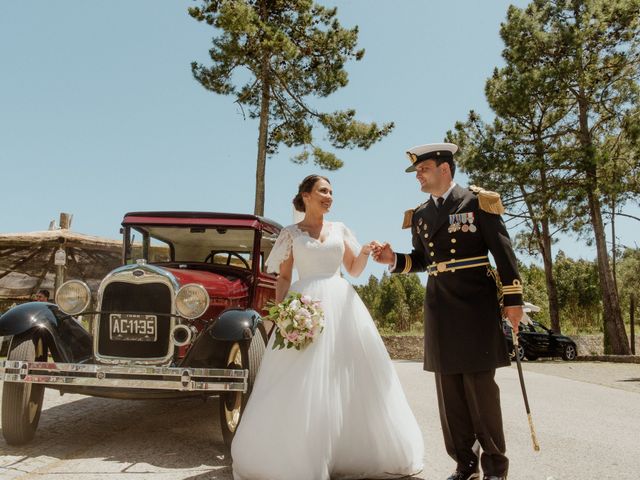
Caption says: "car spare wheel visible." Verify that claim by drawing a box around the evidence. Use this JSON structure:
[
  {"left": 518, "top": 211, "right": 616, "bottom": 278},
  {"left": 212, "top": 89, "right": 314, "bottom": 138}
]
[
  {"left": 219, "top": 324, "right": 266, "bottom": 446},
  {"left": 1, "top": 333, "right": 47, "bottom": 445}
]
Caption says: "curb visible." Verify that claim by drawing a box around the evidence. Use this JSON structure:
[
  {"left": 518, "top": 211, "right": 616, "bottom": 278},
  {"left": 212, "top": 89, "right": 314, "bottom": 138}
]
[{"left": 575, "top": 355, "right": 640, "bottom": 364}]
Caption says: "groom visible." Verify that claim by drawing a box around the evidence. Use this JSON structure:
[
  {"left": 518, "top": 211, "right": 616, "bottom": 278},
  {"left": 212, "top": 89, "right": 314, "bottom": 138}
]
[{"left": 373, "top": 143, "right": 523, "bottom": 480}]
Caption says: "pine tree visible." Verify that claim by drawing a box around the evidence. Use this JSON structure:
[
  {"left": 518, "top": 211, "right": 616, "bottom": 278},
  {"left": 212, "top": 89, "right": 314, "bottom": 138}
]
[{"left": 189, "top": 0, "right": 393, "bottom": 215}]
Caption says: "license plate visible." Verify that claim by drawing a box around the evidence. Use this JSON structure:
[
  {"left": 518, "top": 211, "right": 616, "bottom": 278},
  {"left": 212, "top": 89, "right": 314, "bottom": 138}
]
[{"left": 109, "top": 314, "right": 157, "bottom": 342}]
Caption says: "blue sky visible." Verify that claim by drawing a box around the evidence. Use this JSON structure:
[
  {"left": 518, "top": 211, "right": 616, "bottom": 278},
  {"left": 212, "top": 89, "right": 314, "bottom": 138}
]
[{"left": 1, "top": 0, "right": 637, "bottom": 283}]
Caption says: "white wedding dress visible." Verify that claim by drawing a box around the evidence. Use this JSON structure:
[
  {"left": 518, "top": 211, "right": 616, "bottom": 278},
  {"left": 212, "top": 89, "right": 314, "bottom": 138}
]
[{"left": 231, "top": 222, "right": 424, "bottom": 480}]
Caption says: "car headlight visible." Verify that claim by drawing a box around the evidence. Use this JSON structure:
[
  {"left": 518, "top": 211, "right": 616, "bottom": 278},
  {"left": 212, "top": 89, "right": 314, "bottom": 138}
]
[
  {"left": 56, "top": 280, "right": 91, "bottom": 315},
  {"left": 175, "top": 284, "right": 209, "bottom": 319}
]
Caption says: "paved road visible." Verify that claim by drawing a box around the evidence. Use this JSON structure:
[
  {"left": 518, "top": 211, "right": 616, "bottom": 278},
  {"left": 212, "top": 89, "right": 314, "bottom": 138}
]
[{"left": 1, "top": 360, "right": 639, "bottom": 480}]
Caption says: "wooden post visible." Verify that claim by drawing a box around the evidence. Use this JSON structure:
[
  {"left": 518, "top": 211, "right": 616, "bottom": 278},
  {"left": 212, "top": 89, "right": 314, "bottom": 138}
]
[
  {"left": 631, "top": 294, "right": 636, "bottom": 355},
  {"left": 53, "top": 213, "right": 72, "bottom": 299},
  {"left": 59, "top": 212, "right": 72, "bottom": 229}
]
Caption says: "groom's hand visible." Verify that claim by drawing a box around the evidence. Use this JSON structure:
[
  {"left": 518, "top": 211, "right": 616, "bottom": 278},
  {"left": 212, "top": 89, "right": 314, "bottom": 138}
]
[
  {"left": 371, "top": 241, "right": 395, "bottom": 265},
  {"left": 504, "top": 305, "right": 523, "bottom": 334}
]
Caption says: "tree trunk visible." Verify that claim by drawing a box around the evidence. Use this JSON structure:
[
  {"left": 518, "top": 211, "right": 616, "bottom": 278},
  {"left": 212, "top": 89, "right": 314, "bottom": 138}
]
[
  {"left": 254, "top": 77, "right": 269, "bottom": 216},
  {"left": 611, "top": 196, "right": 617, "bottom": 289},
  {"left": 587, "top": 191, "right": 630, "bottom": 354},
  {"left": 575, "top": 94, "right": 629, "bottom": 354},
  {"left": 540, "top": 218, "right": 561, "bottom": 333},
  {"left": 519, "top": 160, "right": 561, "bottom": 333},
  {"left": 254, "top": 1, "right": 270, "bottom": 217}
]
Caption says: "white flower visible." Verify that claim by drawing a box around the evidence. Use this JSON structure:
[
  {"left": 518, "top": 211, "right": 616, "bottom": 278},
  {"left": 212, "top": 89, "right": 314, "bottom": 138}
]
[{"left": 289, "top": 299, "right": 301, "bottom": 311}]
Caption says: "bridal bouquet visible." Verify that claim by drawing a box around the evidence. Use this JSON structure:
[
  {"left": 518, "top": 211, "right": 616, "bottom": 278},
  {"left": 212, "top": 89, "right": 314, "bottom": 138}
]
[{"left": 268, "top": 292, "right": 325, "bottom": 351}]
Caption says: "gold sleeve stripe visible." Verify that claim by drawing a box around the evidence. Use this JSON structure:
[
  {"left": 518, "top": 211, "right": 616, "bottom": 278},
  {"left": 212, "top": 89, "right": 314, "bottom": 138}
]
[
  {"left": 401, "top": 254, "right": 412, "bottom": 274},
  {"left": 502, "top": 279, "right": 523, "bottom": 295}
]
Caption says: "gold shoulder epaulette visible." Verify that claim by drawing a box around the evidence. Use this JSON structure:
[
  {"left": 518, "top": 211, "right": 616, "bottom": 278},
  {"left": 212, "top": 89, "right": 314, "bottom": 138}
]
[
  {"left": 469, "top": 185, "right": 505, "bottom": 215},
  {"left": 402, "top": 202, "right": 425, "bottom": 229},
  {"left": 402, "top": 209, "right": 414, "bottom": 229}
]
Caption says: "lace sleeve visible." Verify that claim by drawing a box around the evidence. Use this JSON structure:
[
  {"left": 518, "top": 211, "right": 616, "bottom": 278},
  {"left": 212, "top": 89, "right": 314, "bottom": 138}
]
[
  {"left": 341, "top": 222, "right": 362, "bottom": 257},
  {"left": 264, "top": 227, "right": 293, "bottom": 274}
]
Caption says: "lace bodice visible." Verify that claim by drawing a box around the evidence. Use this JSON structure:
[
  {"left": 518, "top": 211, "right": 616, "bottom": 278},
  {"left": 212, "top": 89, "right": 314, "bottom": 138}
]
[{"left": 265, "top": 222, "right": 361, "bottom": 279}]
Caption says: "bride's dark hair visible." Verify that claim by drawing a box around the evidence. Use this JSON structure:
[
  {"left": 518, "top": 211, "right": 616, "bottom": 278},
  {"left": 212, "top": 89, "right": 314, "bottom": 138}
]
[{"left": 293, "top": 174, "right": 330, "bottom": 212}]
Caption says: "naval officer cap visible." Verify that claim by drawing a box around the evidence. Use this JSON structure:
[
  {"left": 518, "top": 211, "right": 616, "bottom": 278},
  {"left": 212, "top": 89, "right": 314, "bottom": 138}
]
[{"left": 405, "top": 142, "right": 458, "bottom": 172}]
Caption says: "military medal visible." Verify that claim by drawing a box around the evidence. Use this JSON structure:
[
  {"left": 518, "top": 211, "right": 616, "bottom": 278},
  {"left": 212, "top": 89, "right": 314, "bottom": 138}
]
[
  {"left": 448, "top": 215, "right": 457, "bottom": 233},
  {"left": 468, "top": 212, "right": 477, "bottom": 232},
  {"left": 460, "top": 213, "right": 469, "bottom": 232}
]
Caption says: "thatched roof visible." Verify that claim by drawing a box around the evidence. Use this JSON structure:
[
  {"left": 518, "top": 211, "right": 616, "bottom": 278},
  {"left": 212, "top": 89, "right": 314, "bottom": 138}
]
[{"left": 0, "top": 229, "right": 122, "bottom": 300}]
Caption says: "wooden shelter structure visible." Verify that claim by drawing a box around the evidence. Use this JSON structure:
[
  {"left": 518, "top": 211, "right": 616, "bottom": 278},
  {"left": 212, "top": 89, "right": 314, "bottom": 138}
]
[{"left": 0, "top": 213, "right": 122, "bottom": 306}]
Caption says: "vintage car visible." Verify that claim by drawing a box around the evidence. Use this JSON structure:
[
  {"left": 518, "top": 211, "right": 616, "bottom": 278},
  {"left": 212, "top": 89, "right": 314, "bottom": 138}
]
[{"left": 0, "top": 212, "right": 281, "bottom": 446}]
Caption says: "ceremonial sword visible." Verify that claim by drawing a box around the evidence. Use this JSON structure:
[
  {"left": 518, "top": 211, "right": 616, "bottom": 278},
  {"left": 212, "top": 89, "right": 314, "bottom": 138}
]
[{"left": 512, "top": 329, "right": 541, "bottom": 451}]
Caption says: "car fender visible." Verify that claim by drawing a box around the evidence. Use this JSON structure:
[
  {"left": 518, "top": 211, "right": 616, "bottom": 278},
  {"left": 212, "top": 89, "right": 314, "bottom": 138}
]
[
  {"left": 0, "top": 302, "right": 92, "bottom": 363},
  {"left": 208, "top": 308, "right": 262, "bottom": 341},
  {"left": 179, "top": 308, "right": 263, "bottom": 368}
]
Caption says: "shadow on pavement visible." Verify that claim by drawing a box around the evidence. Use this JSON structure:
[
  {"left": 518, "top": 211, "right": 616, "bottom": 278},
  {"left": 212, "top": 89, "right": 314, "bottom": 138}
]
[{"left": 0, "top": 393, "right": 231, "bottom": 473}]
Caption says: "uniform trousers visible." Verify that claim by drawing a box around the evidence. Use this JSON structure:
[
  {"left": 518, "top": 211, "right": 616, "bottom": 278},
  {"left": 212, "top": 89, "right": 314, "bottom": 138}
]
[{"left": 435, "top": 369, "right": 508, "bottom": 477}]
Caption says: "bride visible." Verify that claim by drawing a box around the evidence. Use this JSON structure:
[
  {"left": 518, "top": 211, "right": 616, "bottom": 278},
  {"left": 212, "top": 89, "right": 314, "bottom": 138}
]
[{"left": 231, "top": 175, "right": 424, "bottom": 480}]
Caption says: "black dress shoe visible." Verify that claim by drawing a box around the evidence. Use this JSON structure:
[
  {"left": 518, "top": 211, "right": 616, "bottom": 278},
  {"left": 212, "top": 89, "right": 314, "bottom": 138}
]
[
  {"left": 482, "top": 476, "right": 506, "bottom": 480},
  {"left": 446, "top": 472, "right": 480, "bottom": 480}
]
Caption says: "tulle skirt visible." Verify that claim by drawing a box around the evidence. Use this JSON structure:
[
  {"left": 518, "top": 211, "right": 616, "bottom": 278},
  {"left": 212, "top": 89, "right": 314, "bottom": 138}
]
[{"left": 231, "top": 274, "right": 424, "bottom": 480}]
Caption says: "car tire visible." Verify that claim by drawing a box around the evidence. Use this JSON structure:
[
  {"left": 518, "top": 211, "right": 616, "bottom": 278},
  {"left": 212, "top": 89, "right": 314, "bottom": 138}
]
[
  {"left": 525, "top": 355, "right": 538, "bottom": 361},
  {"left": 561, "top": 343, "right": 577, "bottom": 361},
  {"left": 219, "top": 324, "right": 267, "bottom": 447},
  {"left": 1, "top": 333, "right": 47, "bottom": 445}
]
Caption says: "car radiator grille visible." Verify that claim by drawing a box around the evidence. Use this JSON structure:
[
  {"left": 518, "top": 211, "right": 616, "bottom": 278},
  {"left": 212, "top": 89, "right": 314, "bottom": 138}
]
[{"left": 97, "top": 282, "right": 172, "bottom": 359}]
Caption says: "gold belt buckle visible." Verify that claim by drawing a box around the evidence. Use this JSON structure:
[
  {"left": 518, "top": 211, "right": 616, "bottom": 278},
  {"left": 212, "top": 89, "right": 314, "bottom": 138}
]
[{"left": 436, "top": 261, "right": 447, "bottom": 273}]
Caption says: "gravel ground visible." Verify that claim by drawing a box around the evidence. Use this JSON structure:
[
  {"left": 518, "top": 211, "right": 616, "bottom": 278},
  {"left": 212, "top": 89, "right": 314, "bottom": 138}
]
[{"left": 1, "top": 360, "right": 639, "bottom": 479}]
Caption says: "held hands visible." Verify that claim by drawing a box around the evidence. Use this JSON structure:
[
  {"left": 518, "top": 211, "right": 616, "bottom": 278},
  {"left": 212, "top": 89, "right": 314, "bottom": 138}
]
[
  {"left": 369, "top": 241, "right": 395, "bottom": 265},
  {"left": 360, "top": 242, "right": 374, "bottom": 256}
]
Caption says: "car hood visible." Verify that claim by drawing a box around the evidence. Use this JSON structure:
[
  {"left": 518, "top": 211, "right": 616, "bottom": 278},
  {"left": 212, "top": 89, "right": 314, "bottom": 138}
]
[{"left": 164, "top": 267, "right": 249, "bottom": 299}]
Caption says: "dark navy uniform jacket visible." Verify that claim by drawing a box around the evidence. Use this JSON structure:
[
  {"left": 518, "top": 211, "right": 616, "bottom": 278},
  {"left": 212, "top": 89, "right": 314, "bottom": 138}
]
[{"left": 392, "top": 184, "right": 523, "bottom": 374}]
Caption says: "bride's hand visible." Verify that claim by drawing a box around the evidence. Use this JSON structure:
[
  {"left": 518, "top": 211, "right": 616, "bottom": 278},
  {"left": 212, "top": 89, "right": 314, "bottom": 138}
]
[{"left": 360, "top": 242, "right": 374, "bottom": 256}]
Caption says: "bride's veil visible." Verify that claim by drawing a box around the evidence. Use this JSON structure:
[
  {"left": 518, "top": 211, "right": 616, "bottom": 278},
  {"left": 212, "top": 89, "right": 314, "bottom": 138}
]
[{"left": 292, "top": 206, "right": 305, "bottom": 224}]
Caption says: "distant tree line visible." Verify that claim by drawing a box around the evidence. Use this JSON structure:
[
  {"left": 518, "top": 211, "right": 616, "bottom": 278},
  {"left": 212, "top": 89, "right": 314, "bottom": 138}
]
[
  {"left": 354, "top": 273, "right": 425, "bottom": 334},
  {"left": 359, "top": 247, "right": 640, "bottom": 337}
]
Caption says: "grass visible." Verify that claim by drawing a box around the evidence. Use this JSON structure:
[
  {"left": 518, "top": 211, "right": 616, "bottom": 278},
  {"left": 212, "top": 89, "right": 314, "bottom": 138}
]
[{"left": 377, "top": 324, "right": 423, "bottom": 337}]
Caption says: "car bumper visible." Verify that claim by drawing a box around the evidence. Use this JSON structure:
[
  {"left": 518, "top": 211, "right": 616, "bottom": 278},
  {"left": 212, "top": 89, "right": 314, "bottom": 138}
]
[{"left": 0, "top": 361, "right": 248, "bottom": 393}]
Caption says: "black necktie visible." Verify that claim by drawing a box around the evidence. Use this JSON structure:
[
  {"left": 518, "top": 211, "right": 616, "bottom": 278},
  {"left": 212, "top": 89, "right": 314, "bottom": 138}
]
[{"left": 436, "top": 197, "right": 444, "bottom": 209}]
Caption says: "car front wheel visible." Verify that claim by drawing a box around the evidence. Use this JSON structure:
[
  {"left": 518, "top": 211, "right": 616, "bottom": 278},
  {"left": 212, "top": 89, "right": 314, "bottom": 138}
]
[
  {"left": 218, "top": 325, "right": 266, "bottom": 447},
  {"left": 1, "top": 333, "right": 47, "bottom": 445},
  {"left": 561, "top": 343, "right": 577, "bottom": 361}
]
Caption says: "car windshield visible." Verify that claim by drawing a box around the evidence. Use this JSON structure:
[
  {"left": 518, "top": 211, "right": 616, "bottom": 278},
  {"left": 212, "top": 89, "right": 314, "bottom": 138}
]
[{"left": 125, "top": 225, "right": 260, "bottom": 269}]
